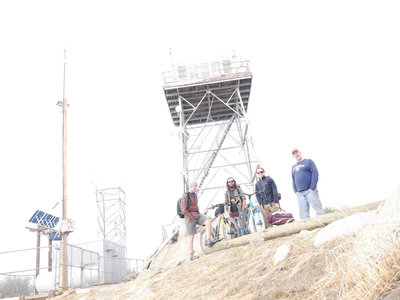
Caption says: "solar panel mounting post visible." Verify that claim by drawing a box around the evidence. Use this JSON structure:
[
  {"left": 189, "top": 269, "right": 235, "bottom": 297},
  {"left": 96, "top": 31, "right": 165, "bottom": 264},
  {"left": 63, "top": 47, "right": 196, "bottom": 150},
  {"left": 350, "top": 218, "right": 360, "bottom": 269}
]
[{"left": 35, "top": 229, "right": 41, "bottom": 295}]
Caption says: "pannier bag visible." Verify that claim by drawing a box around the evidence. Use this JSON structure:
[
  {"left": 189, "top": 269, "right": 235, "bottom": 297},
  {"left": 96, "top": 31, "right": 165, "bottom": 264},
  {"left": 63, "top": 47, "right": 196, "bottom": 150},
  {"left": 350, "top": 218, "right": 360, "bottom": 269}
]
[
  {"left": 214, "top": 203, "right": 225, "bottom": 217},
  {"left": 267, "top": 212, "right": 294, "bottom": 226}
]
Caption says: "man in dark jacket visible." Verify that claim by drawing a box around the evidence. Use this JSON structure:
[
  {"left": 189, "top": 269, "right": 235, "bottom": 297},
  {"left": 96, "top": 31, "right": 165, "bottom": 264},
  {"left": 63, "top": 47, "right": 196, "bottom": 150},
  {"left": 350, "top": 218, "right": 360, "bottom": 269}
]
[{"left": 255, "top": 167, "right": 280, "bottom": 216}]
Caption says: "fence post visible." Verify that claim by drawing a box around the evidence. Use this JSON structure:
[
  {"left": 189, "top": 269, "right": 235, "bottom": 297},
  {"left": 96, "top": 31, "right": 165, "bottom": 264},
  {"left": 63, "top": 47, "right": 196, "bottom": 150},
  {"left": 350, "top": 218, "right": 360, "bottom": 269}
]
[
  {"left": 35, "top": 230, "right": 41, "bottom": 294},
  {"left": 97, "top": 255, "right": 100, "bottom": 286},
  {"left": 53, "top": 245, "right": 57, "bottom": 291},
  {"left": 80, "top": 247, "right": 84, "bottom": 288},
  {"left": 58, "top": 244, "right": 62, "bottom": 290},
  {"left": 90, "top": 251, "right": 92, "bottom": 288},
  {"left": 69, "top": 244, "right": 72, "bottom": 289}
]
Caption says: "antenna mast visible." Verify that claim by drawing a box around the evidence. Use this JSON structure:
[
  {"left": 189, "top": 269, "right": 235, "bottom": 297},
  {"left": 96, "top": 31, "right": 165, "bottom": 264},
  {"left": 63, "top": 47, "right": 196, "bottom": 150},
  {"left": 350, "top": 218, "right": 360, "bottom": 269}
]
[{"left": 61, "top": 48, "right": 69, "bottom": 291}]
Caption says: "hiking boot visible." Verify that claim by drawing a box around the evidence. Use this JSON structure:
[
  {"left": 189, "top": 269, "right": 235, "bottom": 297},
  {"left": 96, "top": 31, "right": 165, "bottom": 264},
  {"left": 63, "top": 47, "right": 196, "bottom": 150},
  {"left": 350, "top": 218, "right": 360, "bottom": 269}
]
[
  {"left": 190, "top": 252, "right": 199, "bottom": 261},
  {"left": 205, "top": 238, "right": 215, "bottom": 247}
]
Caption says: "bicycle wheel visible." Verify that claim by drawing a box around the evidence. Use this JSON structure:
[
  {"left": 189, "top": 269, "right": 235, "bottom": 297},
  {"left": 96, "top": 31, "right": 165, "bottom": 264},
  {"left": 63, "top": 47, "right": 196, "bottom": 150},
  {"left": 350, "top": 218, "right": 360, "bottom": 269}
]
[
  {"left": 221, "top": 217, "right": 240, "bottom": 240},
  {"left": 199, "top": 228, "right": 207, "bottom": 254},
  {"left": 237, "top": 208, "right": 251, "bottom": 235},
  {"left": 235, "top": 211, "right": 247, "bottom": 236},
  {"left": 249, "top": 205, "right": 268, "bottom": 233}
]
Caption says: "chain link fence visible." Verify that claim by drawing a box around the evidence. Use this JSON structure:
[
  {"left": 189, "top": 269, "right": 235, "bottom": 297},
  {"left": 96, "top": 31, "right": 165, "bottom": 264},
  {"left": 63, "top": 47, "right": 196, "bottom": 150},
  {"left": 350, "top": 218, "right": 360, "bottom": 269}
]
[{"left": 0, "top": 242, "right": 143, "bottom": 297}]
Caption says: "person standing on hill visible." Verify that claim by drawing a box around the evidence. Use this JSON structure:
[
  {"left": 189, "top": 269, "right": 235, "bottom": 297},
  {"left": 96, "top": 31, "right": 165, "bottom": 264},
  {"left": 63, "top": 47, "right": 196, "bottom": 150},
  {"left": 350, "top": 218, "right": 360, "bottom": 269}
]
[
  {"left": 255, "top": 167, "right": 280, "bottom": 217},
  {"left": 181, "top": 181, "right": 213, "bottom": 261},
  {"left": 224, "top": 177, "right": 246, "bottom": 218},
  {"left": 291, "top": 148, "right": 325, "bottom": 219}
]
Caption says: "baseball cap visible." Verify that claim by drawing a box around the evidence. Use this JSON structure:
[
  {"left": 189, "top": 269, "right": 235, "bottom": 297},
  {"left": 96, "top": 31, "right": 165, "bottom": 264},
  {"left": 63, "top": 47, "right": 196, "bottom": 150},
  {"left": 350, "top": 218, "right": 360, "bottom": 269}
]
[
  {"left": 291, "top": 148, "right": 300, "bottom": 155},
  {"left": 256, "top": 167, "right": 265, "bottom": 174}
]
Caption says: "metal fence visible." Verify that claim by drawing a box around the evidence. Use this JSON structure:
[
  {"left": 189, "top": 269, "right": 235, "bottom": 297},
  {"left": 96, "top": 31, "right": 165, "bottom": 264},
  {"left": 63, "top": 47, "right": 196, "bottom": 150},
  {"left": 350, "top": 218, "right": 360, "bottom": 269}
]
[{"left": 0, "top": 242, "right": 143, "bottom": 295}]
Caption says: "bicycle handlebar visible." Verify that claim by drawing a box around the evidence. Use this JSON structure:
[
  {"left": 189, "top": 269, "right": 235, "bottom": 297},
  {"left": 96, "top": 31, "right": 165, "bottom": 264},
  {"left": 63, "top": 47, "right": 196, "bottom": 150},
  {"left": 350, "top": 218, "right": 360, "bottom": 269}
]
[
  {"left": 204, "top": 203, "right": 222, "bottom": 212},
  {"left": 242, "top": 192, "right": 257, "bottom": 197},
  {"left": 228, "top": 192, "right": 258, "bottom": 207},
  {"left": 207, "top": 192, "right": 261, "bottom": 210}
]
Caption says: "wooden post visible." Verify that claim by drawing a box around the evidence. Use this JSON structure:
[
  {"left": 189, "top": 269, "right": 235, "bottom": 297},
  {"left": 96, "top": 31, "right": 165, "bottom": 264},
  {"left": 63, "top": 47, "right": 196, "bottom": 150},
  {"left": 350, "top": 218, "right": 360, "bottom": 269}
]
[
  {"left": 48, "top": 239, "right": 53, "bottom": 272},
  {"left": 35, "top": 230, "right": 41, "bottom": 295},
  {"left": 61, "top": 95, "right": 68, "bottom": 290},
  {"left": 61, "top": 49, "right": 69, "bottom": 290},
  {"left": 201, "top": 200, "right": 384, "bottom": 255}
]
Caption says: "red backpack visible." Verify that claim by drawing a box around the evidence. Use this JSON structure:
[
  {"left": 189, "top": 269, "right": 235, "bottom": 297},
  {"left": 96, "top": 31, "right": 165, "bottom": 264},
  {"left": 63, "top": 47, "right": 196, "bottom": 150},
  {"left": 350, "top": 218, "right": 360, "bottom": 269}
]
[{"left": 267, "top": 211, "right": 294, "bottom": 225}]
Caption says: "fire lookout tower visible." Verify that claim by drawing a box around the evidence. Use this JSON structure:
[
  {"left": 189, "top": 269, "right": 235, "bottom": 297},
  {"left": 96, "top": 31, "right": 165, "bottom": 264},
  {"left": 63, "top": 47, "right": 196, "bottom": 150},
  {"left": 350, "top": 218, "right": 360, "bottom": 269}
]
[{"left": 162, "top": 56, "right": 260, "bottom": 210}]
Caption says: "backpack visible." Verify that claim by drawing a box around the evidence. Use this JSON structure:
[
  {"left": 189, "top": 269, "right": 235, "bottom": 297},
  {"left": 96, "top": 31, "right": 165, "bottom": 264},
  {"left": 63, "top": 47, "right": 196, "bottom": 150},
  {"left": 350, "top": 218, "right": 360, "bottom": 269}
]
[
  {"left": 214, "top": 203, "right": 225, "bottom": 217},
  {"left": 267, "top": 212, "right": 294, "bottom": 225},
  {"left": 177, "top": 193, "right": 189, "bottom": 219}
]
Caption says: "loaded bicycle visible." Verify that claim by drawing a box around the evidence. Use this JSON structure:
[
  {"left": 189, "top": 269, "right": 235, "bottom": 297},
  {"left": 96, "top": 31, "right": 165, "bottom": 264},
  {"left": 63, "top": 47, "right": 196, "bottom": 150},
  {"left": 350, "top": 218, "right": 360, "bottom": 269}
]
[
  {"left": 199, "top": 203, "right": 240, "bottom": 254},
  {"left": 232, "top": 192, "right": 268, "bottom": 235}
]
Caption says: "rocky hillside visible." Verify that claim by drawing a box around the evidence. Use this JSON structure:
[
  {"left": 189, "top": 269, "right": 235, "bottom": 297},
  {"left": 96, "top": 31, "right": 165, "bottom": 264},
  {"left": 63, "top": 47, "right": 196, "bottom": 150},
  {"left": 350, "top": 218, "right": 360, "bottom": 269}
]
[{"left": 44, "top": 187, "right": 400, "bottom": 299}]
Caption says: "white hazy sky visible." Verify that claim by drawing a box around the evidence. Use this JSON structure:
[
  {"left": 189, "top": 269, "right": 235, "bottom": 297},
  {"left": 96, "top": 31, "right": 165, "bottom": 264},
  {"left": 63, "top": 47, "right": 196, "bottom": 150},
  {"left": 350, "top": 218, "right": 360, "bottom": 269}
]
[{"left": 1, "top": 0, "right": 399, "bottom": 269}]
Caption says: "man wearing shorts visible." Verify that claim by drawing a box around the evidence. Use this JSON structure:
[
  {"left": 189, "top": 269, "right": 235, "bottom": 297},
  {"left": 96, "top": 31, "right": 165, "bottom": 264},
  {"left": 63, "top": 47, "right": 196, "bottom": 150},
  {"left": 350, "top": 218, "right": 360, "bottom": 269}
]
[{"left": 181, "top": 181, "right": 213, "bottom": 261}]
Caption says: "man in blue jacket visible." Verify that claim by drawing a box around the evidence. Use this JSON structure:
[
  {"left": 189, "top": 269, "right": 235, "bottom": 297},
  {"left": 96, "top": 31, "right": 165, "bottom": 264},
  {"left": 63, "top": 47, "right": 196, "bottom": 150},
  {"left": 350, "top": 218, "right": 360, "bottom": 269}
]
[{"left": 291, "top": 148, "right": 324, "bottom": 219}]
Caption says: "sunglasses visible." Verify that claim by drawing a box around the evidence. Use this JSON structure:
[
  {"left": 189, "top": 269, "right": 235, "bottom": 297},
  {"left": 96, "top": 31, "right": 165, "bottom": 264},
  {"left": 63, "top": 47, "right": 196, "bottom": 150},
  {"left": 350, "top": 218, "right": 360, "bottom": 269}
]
[
  {"left": 257, "top": 171, "right": 264, "bottom": 174},
  {"left": 228, "top": 180, "right": 235, "bottom": 183}
]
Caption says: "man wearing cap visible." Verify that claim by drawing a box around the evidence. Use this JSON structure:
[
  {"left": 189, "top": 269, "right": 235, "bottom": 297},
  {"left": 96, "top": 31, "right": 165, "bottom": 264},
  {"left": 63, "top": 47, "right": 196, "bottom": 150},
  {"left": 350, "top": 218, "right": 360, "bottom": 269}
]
[
  {"left": 181, "top": 181, "right": 213, "bottom": 261},
  {"left": 291, "top": 148, "right": 324, "bottom": 219},
  {"left": 255, "top": 167, "right": 280, "bottom": 217}
]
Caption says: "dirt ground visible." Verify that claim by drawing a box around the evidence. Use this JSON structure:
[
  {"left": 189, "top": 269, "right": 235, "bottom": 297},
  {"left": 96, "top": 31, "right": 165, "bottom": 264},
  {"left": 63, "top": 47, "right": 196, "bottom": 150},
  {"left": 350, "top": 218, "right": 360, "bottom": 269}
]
[
  {"left": 48, "top": 232, "right": 354, "bottom": 300},
  {"left": 35, "top": 194, "right": 400, "bottom": 300}
]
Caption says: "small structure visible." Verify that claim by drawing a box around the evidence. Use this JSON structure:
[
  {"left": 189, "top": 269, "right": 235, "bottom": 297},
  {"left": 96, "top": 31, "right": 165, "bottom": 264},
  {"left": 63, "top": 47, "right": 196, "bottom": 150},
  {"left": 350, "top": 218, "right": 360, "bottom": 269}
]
[
  {"left": 96, "top": 187, "right": 126, "bottom": 247},
  {"left": 96, "top": 187, "right": 127, "bottom": 283}
]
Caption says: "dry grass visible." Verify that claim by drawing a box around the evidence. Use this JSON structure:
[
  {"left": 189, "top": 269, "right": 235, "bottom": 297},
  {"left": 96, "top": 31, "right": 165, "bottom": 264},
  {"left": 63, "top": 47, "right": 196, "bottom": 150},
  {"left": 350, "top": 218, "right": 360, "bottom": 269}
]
[
  {"left": 303, "top": 238, "right": 400, "bottom": 300},
  {"left": 52, "top": 233, "right": 400, "bottom": 300},
  {"left": 145, "top": 233, "right": 333, "bottom": 300},
  {"left": 127, "top": 230, "right": 400, "bottom": 300},
  {"left": 301, "top": 190, "right": 400, "bottom": 300}
]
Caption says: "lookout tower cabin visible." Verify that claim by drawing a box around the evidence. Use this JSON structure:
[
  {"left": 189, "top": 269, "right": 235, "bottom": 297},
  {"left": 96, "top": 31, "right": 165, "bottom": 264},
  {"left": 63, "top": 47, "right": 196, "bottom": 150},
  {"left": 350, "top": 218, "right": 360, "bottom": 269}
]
[{"left": 162, "top": 57, "right": 260, "bottom": 206}]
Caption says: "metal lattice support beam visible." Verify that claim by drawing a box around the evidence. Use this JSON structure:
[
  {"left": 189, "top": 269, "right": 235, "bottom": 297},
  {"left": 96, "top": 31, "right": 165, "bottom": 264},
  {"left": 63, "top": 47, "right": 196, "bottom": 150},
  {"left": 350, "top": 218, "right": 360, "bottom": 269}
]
[
  {"left": 163, "top": 58, "right": 260, "bottom": 212},
  {"left": 96, "top": 187, "right": 127, "bottom": 247}
]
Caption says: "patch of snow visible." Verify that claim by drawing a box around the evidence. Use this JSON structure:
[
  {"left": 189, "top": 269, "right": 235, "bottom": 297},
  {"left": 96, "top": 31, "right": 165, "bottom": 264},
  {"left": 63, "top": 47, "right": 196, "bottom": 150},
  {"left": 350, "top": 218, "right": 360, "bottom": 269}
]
[
  {"left": 75, "top": 287, "right": 92, "bottom": 294},
  {"left": 274, "top": 244, "right": 291, "bottom": 265},
  {"left": 314, "top": 210, "right": 376, "bottom": 247},
  {"left": 250, "top": 237, "right": 265, "bottom": 246},
  {"left": 355, "top": 186, "right": 400, "bottom": 257},
  {"left": 299, "top": 230, "right": 312, "bottom": 237},
  {"left": 133, "top": 285, "right": 154, "bottom": 299}
]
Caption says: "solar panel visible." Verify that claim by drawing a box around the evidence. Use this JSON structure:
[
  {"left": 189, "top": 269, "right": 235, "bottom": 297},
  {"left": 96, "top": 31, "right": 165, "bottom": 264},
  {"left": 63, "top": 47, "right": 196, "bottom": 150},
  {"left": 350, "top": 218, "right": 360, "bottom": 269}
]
[
  {"left": 49, "top": 231, "right": 62, "bottom": 241},
  {"left": 28, "top": 210, "right": 60, "bottom": 229},
  {"left": 29, "top": 210, "right": 45, "bottom": 224}
]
